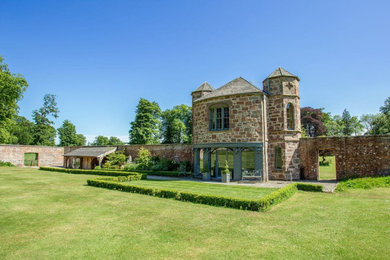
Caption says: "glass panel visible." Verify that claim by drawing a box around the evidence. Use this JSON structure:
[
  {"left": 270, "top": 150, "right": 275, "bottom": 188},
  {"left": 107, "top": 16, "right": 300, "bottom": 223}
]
[
  {"left": 223, "top": 107, "right": 229, "bottom": 129},
  {"left": 216, "top": 108, "right": 222, "bottom": 129},
  {"left": 242, "top": 149, "right": 255, "bottom": 172}
]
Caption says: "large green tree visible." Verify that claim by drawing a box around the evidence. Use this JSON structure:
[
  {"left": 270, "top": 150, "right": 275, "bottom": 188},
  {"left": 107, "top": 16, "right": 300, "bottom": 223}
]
[
  {"left": 129, "top": 98, "right": 161, "bottom": 144},
  {"left": 161, "top": 104, "right": 192, "bottom": 143},
  {"left": 57, "top": 120, "right": 86, "bottom": 146},
  {"left": 341, "top": 109, "right": 354, "bottom": 136},
  {"left": 11, "top": 115, "right": 34, "bottom": 145},
  {"left": 91, "top": 135, "right": 124, "bottom": 146},
  {"left": 0, "top": 56, "right": 28, "bottom": 143},
  {"left": 32, "top": 94, "right": 59, "bottom": 146}
]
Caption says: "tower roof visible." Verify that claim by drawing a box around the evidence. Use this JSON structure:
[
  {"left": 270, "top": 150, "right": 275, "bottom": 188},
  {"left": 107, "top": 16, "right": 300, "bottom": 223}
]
[
  {"left": 266, "top": 67, "right": 299, "bottom": 80},
  {"left": 192, "top": 81, "right": 214, "bottom": 93},
  {"left": 194, "top": 77, "right": 263, "bottom": 102}
]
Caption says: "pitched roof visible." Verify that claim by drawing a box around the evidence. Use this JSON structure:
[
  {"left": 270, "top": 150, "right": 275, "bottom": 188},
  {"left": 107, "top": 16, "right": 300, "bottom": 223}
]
[
  {"left": 64, "top": 147, "right": 117, "bottom": 157},
  {"left": 266, "top": 67, "right": 299, "bottom": 80},
  {"left": 192, "top": 82, "right": 214, "bottom": 93},
  {"left": 195, "top": 77, "right": 262, "bottom": 102}
]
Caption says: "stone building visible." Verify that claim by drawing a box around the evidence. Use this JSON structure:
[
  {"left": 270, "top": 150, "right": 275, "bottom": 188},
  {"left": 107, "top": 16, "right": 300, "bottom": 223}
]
[{"left": 191, "top": 67, "right": 301, "bottom": 181}]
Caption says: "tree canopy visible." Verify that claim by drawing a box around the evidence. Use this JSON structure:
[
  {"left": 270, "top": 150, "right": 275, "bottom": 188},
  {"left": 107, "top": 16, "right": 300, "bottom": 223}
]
[
  {"left": 161, "top": 104, "right": 192, "bottom": 143},
  {"left": 300, "top": 107, "right": 326, "bottom": 137},
  {"left": 91, "top": 135, "right": 124, "bottom": 146},
  {"left": 129, "top": 98, "right": 162, "bottom": 144},
  {"left": 32, "top": 94, "right": 59, "bottom": 146},
  {"left": 57, "top": 120, "right": 86, "bottom": 146}
]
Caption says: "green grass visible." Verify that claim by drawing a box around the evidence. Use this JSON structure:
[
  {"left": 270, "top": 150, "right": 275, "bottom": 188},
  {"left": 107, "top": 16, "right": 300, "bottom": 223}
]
[
  {"left": 1, "top": 167, "right": 390, "bottom": 259},
  {"left": 124, "top": 179, "right": 277, "bottom": 199},
  {"left": 319, "top": 155, "right": 336, "bottom": 180},
  {"left": 336, "top": 176, "right": 390, "bottom": 191}
]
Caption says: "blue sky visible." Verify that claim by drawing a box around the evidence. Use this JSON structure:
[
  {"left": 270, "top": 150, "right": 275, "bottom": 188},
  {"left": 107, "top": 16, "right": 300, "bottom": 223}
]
[{"left": 1, "top": 0, "right": 389, "bottom": 143}]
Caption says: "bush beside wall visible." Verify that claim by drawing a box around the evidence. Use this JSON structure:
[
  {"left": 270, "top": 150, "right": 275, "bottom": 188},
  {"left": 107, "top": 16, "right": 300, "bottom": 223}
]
[
  {"left": 0, "top": 161, "right": 15, "bottom": 167},
  {"left": 39, "top": 166, "right": 146, "bottom": 179}
]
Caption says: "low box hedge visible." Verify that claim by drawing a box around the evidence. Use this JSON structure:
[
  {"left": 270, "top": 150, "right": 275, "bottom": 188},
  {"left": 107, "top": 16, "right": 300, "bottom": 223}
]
[
  {"left": 39, "top": 166, "right": 146, "bottom": 179},
  {"left": 86, "top": 178, "right": 323, "bottom": 212},
  {"left": 296, "top": 183, "right": 323, "bottom": 192}
]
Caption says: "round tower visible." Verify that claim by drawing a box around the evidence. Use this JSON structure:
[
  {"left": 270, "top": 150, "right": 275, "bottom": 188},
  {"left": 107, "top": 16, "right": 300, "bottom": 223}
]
[{"left": 263, "top": 67, "right": 301, "bottom": 180}]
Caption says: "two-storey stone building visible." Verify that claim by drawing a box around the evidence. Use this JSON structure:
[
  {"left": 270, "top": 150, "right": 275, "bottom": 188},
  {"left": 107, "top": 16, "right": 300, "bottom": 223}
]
[{"left": 191, "top": 67, "right": 301, "bottom": 181}]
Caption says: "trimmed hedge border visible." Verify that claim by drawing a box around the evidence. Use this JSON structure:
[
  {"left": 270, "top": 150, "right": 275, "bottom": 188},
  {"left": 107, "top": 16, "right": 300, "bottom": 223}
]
[
  {"left": 39, "top": 166, "right": 147, "bottom": 179},
  {"left": 86, "top": 177, "right": 323, "bottom": 212}
]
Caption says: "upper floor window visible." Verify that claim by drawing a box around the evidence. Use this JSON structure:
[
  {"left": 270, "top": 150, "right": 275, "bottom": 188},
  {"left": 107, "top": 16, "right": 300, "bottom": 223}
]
[
  {"left": 286, "top": 103, "right": 295, "bottom": 130},
  {"left": 210, "top": 107, "right": 229, "bottom": 131}
]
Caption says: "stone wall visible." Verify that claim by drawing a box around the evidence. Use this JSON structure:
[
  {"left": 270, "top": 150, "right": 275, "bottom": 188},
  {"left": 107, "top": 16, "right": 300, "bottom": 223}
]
[
  {"left": 64, "top": 144, "right": 193, "bottom": 163},
  {"left": 0, "top": 145, "right": 64, "bottom": 167},
  {"left": 299, "top": 136, "right": 390, "bottom": 180},
  {"left": 192, "top": 93, "right": 266, "bottom": 144}
]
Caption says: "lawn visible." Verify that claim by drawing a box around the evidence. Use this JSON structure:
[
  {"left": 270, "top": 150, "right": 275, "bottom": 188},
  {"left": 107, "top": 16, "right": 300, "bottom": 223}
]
[
  {"left": 124, "top": 179, "right": 277, "bottom": 199},
  {"left": 1, "top": 167, "right": 389, "bottom": 259},
  {"left": 319, "top": 155, "right": 336, "bottom": 180}
]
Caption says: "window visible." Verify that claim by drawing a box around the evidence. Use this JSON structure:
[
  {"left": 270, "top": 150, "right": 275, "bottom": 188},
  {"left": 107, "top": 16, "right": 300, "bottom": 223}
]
[
  {"left": 286, "top": 103, "right": 294, "bottom": 130},
  {"left": 210, "top": 107, "right": 229, "bottom": 131},
  {"left": 275, "top": 147, "right": 282, "bottom": 170}
]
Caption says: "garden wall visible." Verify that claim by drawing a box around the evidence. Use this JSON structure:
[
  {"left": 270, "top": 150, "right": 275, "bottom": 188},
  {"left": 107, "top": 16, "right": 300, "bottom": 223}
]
[
  {"left": 64, "top": 144, "right": 193, "bottom": 163},
  {"left": 299, "top": 135, "right": 390, "bottom": 180},
  {"left": 0, "top": 145, "right": 64, "bottom": 167}
]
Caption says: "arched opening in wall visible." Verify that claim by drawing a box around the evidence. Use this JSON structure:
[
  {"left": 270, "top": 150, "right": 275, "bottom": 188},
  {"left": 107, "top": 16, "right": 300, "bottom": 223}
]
[
  {"left": 318, "top": 150, "right": 336, "bottom": 180},
  {"left": 286, "top": 103, "right": 294, "bottom": 130}
]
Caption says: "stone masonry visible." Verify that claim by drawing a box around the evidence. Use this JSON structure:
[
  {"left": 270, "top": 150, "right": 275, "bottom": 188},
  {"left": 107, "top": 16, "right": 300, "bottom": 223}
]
[
  {"left": 0, "top": 145, "right": 64, "bottom": 167},
  {"left": 299, "top": 136, "right": 390, "bottom": 180}
]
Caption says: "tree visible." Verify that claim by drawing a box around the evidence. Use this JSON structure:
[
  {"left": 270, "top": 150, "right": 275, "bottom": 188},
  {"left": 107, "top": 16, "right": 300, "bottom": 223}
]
[
  {"left": 103, "top": 151, "right": 127, "bottom": 169},
  {"left": 300, "top": 107, "right": 326, "bottom": 137},
  {"left": 380, "top": 97, "right": 390, "bottom": 114},
  {"left": 341, "top": 109, "right": 354, "bottom": 136},
  {"left": 108, "top": 136, "right": 124, "bottom": 145},
  {"left": 91, "top": 135, "right": 124, "bottom": 146},
  {"left": 324, "top": 115, "right": 345, "bottom": 136},
  {"left": 161, "top": 104, "right": 192, "bottom": 143},
  {"left": 0, "top": 56, "right": 28, "bottom": 143},
  {"left": 361, "top": 114, "right": 380, "bottom": 134},
  {"left": 91, "top": 136, "right": 110, "bottom": 146},
  {"left": 129, "top": 98, "right": 161, "bottom": 144},
  {"left": 32, "top": 94, "right": 59, "bottom": 146},
  {"left": 11, "top": 115, "right": 34, "bottom": 145},
  {"left": 371, "top": 113, "right": 390, "bottom": 134},
  {"left": 350, "top": 116, "right": 363, "bottom": 136},
  {"left": 57, "top": 120, "right": 86, "bottom": 146}
]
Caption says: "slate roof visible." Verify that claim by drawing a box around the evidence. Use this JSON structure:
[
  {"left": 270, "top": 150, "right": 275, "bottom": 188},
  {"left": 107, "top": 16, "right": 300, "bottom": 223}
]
[
  {"left": 192, "top": 82, "right": 214, "bottom": 93},
  {"left": 64, "top": 147, "right": 117, "bottom": 157},
  {"left": 266, "top": 67, "right": 299, "bottom": 80},
  {"left": 194, "top": 77, "right": 262, "bottom": 102}
]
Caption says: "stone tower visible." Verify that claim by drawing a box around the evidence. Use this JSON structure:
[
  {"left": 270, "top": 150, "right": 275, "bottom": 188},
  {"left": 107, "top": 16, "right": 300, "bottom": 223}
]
[
  {"left": 263, "top": 67, "right": 301, "bottom": 180},
  {"left": 191, "top": 82, "right": 214, "bottom": 102}
]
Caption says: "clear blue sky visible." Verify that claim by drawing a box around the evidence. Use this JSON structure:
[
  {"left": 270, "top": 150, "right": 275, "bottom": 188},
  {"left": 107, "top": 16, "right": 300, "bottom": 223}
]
[{"left": 1, "top": 0, "right": 389, "bottom": 143}]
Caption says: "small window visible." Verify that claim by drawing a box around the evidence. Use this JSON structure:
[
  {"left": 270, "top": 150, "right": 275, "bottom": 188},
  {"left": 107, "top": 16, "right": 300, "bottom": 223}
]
[
  {"left": 210, "top": 107, "right": 229, "bottom": 131},
  {"left": 275, "top": 147, "right": 282, "bottom": 170},
  {"left": 286, "top": 103, "right": 294, "bottom": 130},
  {"left": 24, "top": 153, "right": 38, "bottom": 166}
]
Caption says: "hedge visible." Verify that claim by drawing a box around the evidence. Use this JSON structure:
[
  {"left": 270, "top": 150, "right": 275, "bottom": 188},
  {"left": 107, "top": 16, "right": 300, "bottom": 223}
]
[
  {"left": 39, "top": 166, "right": 146, "bottom": 179},
  {"left": 86, "top": 178, "right": 323, "bottom": 212},
  {"left": 296, "top": 183, "right": 323, "bottom": 192}
]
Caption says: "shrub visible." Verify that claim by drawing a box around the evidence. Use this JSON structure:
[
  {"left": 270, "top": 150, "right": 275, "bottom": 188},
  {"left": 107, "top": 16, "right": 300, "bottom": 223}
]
[
  {"left": 103, "top": 151, "right": 127, "bottom": 169},
  {"left": 124, "top": 163, "right": 138, "bottom": 171},
  {"left": 94, "top": 166, "right": 101, "bottom": 170},
  {"left": 0, "top": 161, "right": 15, "bottom": 167},
  {"left": 296, "top": 183, "right": 323, "bottom": 192},
  {"left": 336, "top": 176, "right": 390, "bottom": 191},
  {"left": 319, "top": 161, "right": 330, "bottom": 166},
  {"left": 136, "top": 147, "right": 152, "bottom": 170},
  {"left": 222, "top": 160, "right": 229, "bottom": 175}
]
